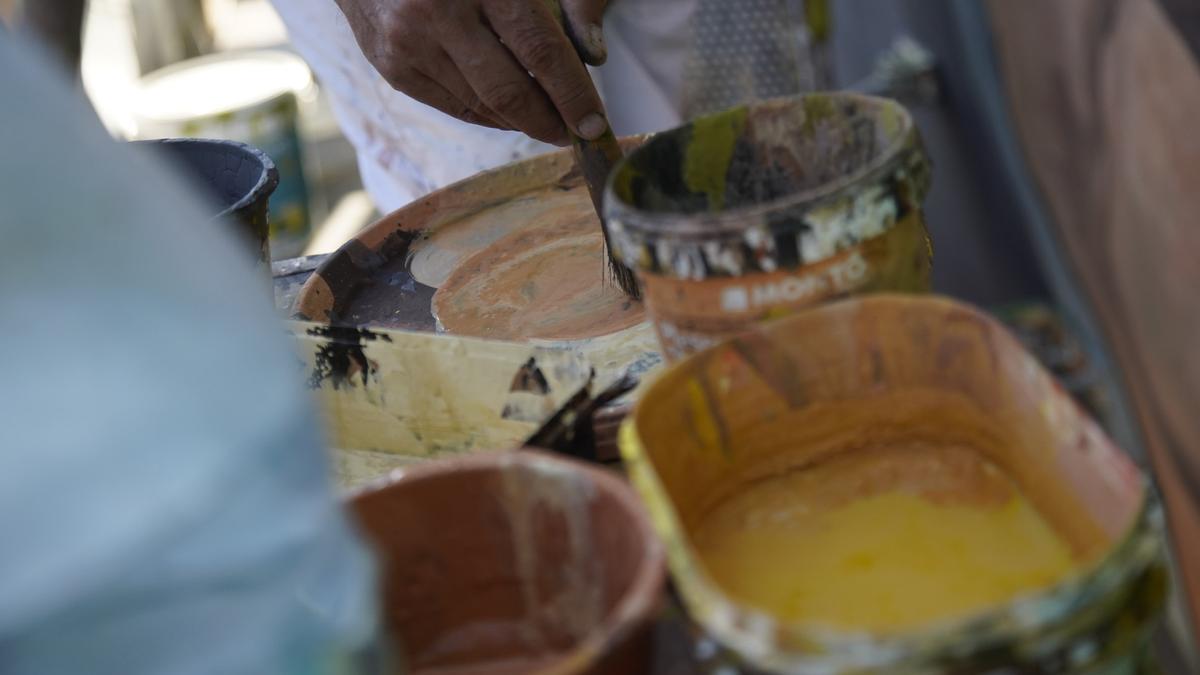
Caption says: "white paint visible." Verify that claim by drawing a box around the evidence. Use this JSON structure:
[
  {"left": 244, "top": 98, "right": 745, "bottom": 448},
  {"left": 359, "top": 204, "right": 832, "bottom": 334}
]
[{"left": 720, "top": 250, "right": 871, "bottom": 313}]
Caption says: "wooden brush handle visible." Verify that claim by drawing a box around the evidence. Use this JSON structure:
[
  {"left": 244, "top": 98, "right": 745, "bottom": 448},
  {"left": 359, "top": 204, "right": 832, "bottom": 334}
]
[
  {"left": 545, "top": 0, "right": 624, "bottom": 212},
  {"left": 572, "top": 129, "right": 622, "bottom": 215},
  {"left": 546, "top": 0, "right": 640, "bottom": 299}
]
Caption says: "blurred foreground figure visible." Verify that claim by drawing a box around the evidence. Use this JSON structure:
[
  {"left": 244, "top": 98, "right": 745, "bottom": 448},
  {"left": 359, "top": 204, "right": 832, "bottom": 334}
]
[
  {"left": 0, "top": 35, "right": 381, "bottom": 674},
  {"left": 4, "top": 0, "right": 86, "bottom": 72}
]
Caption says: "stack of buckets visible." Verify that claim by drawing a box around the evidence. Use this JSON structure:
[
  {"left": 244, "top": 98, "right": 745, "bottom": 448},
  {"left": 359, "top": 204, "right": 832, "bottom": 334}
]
[{"left": 131, "top": 50, "right": 315, "bottom": 259}]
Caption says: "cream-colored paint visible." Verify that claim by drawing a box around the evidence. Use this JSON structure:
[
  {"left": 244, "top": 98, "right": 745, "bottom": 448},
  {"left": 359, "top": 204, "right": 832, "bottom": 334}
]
[{"left": 290, "top": 320, "right": 623, "bottom": 488}]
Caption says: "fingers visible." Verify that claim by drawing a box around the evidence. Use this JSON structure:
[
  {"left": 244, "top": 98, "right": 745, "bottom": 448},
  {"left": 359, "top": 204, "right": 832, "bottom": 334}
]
[
  {"left": 337, "top": 0, "right": 522, "bottom": 134},
  {"left": 441, "top": 12, "right": 571, "bottom": 145},
  {"left": 368, "top": 40, "right": 512, "bottom": 130},
  {"left": 483, "top": 0, "right": 609, "bottom": 140},
  {"left": 417, "top": 49, "right": 513, "bottom": 129},
  {"left": 337, "top": 0, "right": 609, "bottom": 143},
  {"left": 401, "top": 68, "right": 511, "bottom": 130},
  {"left": 559, "top": 0, "right": 609, "bottom": 65}
]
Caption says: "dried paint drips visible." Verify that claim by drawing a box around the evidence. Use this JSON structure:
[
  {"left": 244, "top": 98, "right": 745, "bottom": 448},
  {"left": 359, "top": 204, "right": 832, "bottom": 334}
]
[
  {"left": 407, "top": 461, "right": 607, "bottom": 674},
  {"left": 306, "top": 324, "right": 392, "bottom": 389},
  {"left": 499, "top": 458, "right": 605, "bottom": 646}
]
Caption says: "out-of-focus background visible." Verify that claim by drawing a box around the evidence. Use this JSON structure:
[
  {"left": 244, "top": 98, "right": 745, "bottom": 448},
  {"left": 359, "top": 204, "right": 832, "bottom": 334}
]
[{"left": 69, "top": 0, "right": 373, "bottom": 259}]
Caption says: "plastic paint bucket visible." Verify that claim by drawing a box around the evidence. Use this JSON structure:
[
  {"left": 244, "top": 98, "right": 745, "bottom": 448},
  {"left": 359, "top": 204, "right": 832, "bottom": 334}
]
[
  {"left": 133, "top": 137, "right": 278, "bottom": 277},
  {"left": 605, "top": 93, "right": 932, "bottom": 361},
  {"left": 132, "top": 50, "right": 314, "bottom": 258},
  {"left": 619, "top": 294, "right": 1166, "bottom": 673}
]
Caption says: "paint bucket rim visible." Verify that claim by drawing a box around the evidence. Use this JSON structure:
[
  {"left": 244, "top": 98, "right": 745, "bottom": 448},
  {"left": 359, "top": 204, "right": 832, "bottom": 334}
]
[
  {"left": 604, "top": 92, "right": 921, "bottom": 236},
  {"left": 130, "top": 137, "right": 280, "bottom": 221}
]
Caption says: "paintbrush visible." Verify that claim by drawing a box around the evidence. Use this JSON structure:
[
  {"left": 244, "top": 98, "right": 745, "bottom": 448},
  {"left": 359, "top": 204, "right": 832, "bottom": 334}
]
[
  {"left": 549, "top": 2, "right": 642, "bottom": 300},
  {"left": 525, "top": 369, "right": 640, "bottom": 462}
]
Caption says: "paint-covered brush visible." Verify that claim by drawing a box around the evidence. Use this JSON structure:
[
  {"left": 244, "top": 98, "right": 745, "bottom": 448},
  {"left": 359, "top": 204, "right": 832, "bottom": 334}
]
[
  {"left": 549, "top": 1, "right": 642, "bottom": 300},
  {"left": 571, "top": 125, "right": 641, "bottom": 300}
]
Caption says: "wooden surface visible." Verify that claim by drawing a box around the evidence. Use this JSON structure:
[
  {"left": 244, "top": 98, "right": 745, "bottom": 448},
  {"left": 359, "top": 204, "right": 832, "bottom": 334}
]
[{"left": 987, "top": 0, "right": 1200, "bottom": 638}]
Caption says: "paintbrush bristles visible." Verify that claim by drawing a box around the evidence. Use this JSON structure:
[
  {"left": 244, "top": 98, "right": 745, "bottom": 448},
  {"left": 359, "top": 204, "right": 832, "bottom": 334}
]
[
  {"left": 604, "top": 236, "right": 642, "bottom": 300},
  {"left": 609, "top": 260, "right": 642, "bottom": 300}
]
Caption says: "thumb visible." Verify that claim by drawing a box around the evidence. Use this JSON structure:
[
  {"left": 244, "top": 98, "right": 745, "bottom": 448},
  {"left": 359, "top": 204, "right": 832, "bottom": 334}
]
[{"left": 559, "top": 0, "right": 610, "bottom": 66}]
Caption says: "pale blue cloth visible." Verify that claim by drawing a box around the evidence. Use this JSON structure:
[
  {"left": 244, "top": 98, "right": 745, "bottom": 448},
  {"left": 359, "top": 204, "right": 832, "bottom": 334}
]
[{"left": 0, "top": 34, "right": 380, "bottom": 674}]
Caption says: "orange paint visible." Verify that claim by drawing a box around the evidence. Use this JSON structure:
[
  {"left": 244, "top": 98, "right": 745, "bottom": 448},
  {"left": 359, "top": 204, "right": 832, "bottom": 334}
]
[{"left": 433, "top": 216, "right": 644, "bottom": 341}]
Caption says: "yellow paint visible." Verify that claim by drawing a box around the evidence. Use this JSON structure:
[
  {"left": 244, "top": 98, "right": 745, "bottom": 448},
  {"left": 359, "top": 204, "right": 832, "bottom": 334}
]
[
  {"left": 683, "top": 108, "right": 748, "bottom": 211},
  {"left": 696, "top": 488, "right": 1077, "bottom": 633},
  {"left": 686, "top": 378, "right": 726, "bottom": 458},
  {"left": 804, "top": 0, "right": 832, "bottom": 43}
]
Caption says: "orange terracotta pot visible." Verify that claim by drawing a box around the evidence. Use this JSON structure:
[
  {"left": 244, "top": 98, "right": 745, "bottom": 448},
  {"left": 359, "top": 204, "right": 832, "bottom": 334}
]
[{"left": 349, "top": 450, "right": 665, "bottom": 675}]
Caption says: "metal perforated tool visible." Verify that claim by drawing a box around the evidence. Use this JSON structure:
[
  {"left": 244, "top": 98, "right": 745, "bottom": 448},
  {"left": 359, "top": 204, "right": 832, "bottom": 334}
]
[{"left": 681, "top": 0, "right": 831, "bottom": 118}]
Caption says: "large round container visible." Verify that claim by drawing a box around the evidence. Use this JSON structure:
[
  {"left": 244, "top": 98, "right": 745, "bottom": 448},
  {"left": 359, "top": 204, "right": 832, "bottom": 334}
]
[
  {"left": 292, "top": 137, "right": 662, "bottom": 465},
  {"left": 605, "top": 94, "right": 932, "bottom": 361},
  {"left": 619, "top": 294, "right": 1166, "bottom": 673},
  {"left": 132, "top": 50, "right": 314, "bottom": 258}
]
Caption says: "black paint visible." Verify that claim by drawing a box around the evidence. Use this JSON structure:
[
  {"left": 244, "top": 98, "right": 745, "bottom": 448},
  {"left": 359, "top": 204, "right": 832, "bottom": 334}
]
[
  {"left": 508, "top": 357, "right": 551, "bottom": 395},
  {"left": 306, "top": 324, "right": 393, "bottom": 390},
  {"left": 313, "top": 230, "right": 439, "bottom": 331}
]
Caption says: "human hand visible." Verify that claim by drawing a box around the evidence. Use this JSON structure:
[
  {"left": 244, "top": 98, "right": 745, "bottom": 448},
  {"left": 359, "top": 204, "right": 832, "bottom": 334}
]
[{"left": 335, "top": 0, "right": 611, "bottom": 145}]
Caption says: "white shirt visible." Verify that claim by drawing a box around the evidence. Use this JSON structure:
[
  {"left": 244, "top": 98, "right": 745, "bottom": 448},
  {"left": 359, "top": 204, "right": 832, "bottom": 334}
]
[{"left": 271, "top": 0, "right": 698, "bottom": 212}]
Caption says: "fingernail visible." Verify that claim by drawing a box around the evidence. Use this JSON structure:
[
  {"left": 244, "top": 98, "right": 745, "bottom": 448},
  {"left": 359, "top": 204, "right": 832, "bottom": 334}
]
[
  {"left": 577, "top": 113, "right": 607, "bottom": 141},
  {"left": 588, "top": 23, "right": 607, "bottom": 61}
]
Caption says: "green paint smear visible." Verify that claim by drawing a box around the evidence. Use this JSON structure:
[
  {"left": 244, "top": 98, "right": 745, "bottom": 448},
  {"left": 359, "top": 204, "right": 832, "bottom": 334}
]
[
  {"left": 612, "top": 160, "right": 639, "bottom": 203},
  {"left": 683, "top": 107, "right": 748, "bottom": 212},
  {"left": 804, "top": 0, "right": 832, "bottom": 43},
  {"left": 800, "top": 94, "right": 839, "bottom": 135}
]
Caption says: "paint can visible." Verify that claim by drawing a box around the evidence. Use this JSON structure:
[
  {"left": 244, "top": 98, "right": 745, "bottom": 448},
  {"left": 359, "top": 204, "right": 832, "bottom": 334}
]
[
  {"left": 132, "top": 50, "right": 314, "bottom": 258},
  {"left": 132, "top": 138, "right": 278, "bottom": 279},
  {"left": 605, "top": 93, "right": 932, "bottom": 361},
  {"left": 619, "top": 294, "right": 1167, "bottom": 673}
]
